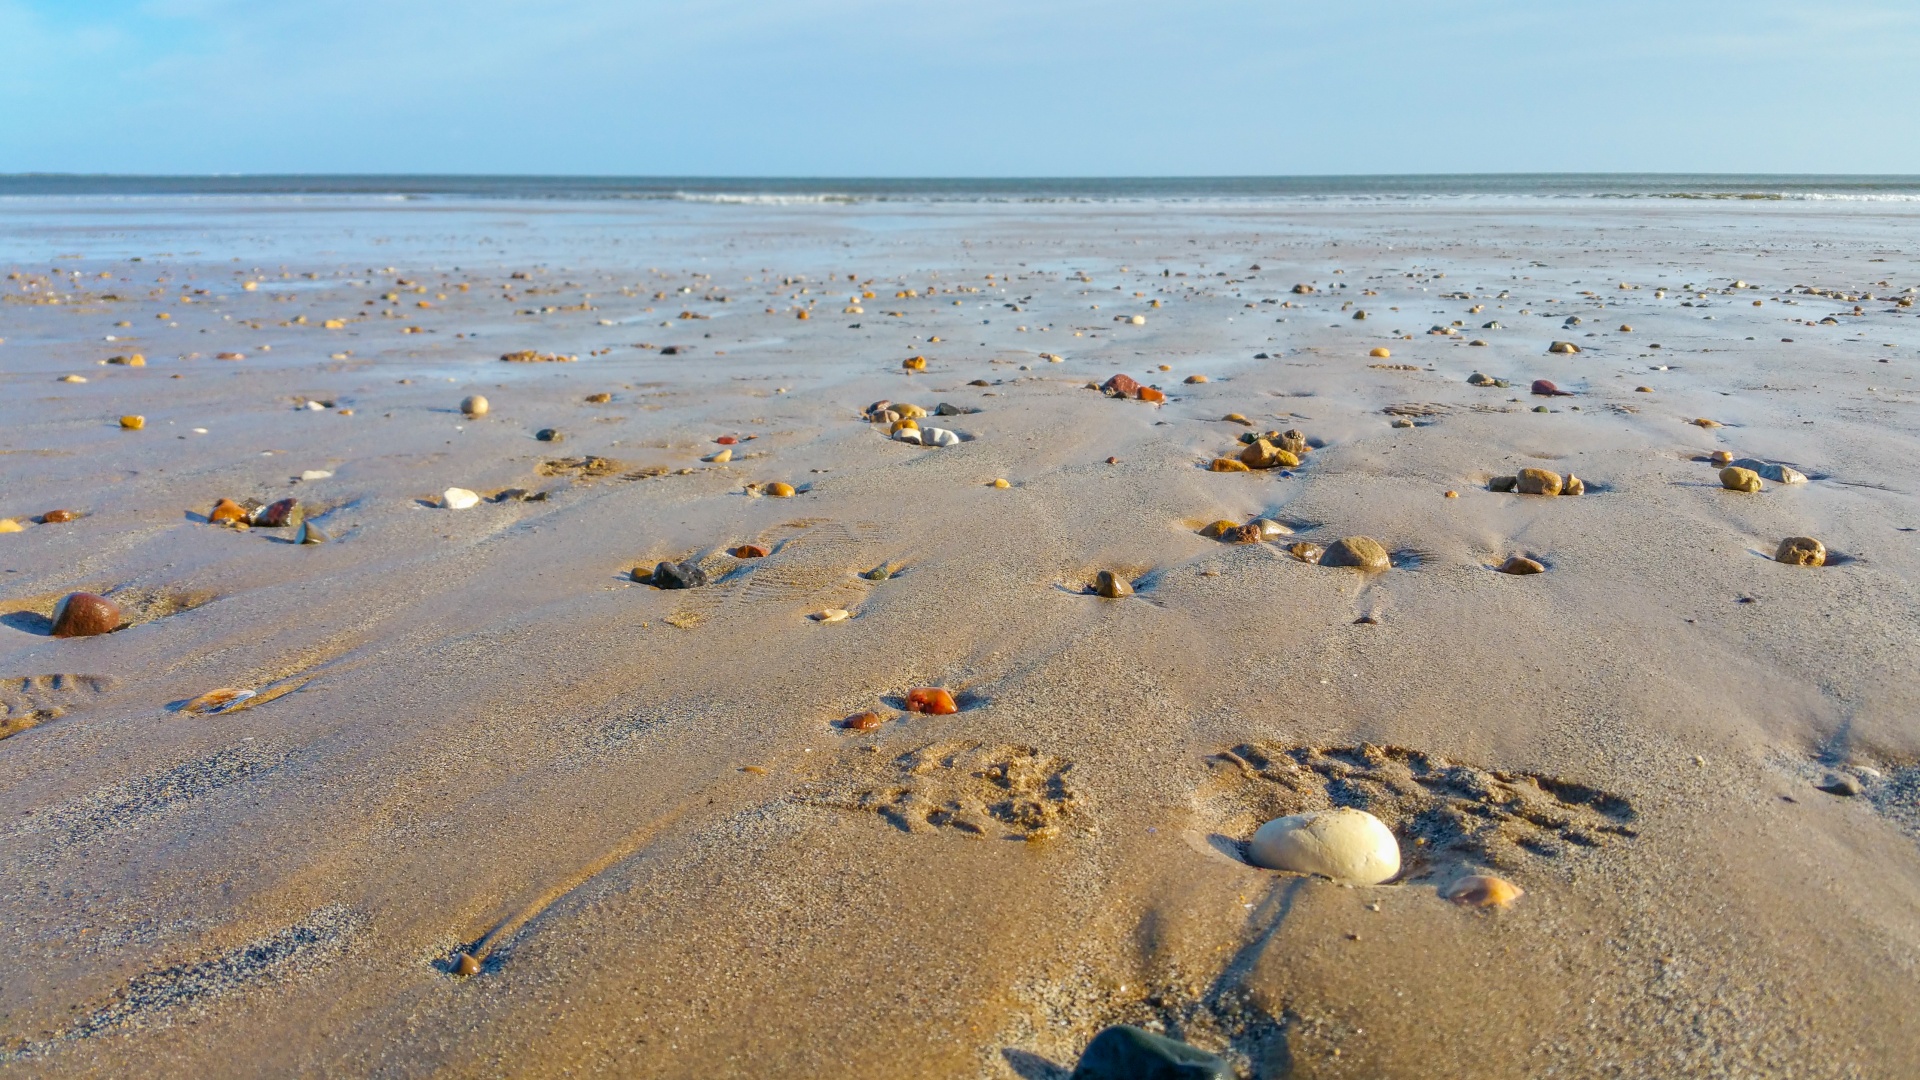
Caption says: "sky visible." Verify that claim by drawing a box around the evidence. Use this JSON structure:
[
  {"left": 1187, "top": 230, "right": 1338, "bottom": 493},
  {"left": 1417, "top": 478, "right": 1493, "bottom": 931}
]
[{"left": 3, "top": 1, "right": 1919, "bottom": 177}]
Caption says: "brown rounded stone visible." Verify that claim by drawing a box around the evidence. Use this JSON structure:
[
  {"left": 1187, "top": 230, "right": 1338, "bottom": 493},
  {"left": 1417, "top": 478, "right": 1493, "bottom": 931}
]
[
  {"left": 1321, "top": 536, "right": 1390, "bottom": 572},
  {"left": 1516, "top": 468, "right": 1563, "bottom": 496},
  {"left": 1720, "top": 467, "right": 1764, "bottom": 493},
  {"left": 51, "top": 592, "right": 122, "bottom": 637},
  {"left": 1775, "top": 536, "right": 1826, "bottom": 566},
  {"left": 1498, "top": 556, "right": 1546, "bottom": 575},
  {"left": 1094, "top": 570, "right": 1133, "bottom": 598}
]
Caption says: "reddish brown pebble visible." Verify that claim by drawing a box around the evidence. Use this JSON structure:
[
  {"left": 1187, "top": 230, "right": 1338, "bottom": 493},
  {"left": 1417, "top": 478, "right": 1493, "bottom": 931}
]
[
  {"left": 905, "top": 687, "right": 959, "bottom": 715},
  {"left": 1101, "top": 373, "right": 1141, "bottom": 398},
  {"left": 715, "top": 435, "right": 738, "bottom": 445},
  {"left": 842, "top": 711, "right": 885, "bottom": 732},
  {"left": 1530, "top": 379, "right": 1572, "bottom": 397},
  {"left": 731, "top": 544, "right": 770, "bottom": 559},
  {"left": 1106, "top": 456, "right": 1119, "bottom": 465},
  {"left": 454, "top": 952, "right": 482, "bottom": 977},
  {"left": 208, "top": 498, "right": 247, "bottom": 525},
  {"left": 40, "top": 509, "right": 75, "bottom": 524},
  {"left": 253, "top": 498, "right": 302, "bottom": 528},
  {"left": 1136, "top": 386, "right": 1167, "bottom": 403},
  {"left": 50, "top": 592, "right": 122, "bottom": 638}
]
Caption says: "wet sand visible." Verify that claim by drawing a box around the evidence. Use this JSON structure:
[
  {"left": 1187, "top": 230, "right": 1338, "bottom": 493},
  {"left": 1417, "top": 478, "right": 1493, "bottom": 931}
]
[{"left": 2, "top": 195, "right": 1919, "bottom": 1078}]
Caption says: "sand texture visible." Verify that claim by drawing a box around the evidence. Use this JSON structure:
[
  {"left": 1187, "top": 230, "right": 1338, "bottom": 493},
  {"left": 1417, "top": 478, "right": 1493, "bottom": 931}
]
[{"left": 2, "top": 196, "right": 1919, "bottom": 1078}]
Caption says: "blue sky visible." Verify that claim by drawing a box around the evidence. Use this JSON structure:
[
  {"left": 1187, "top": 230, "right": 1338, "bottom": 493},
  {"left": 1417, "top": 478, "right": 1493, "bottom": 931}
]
[{"left": 3, "top": 1, "right": 1918, "bottom": 176}]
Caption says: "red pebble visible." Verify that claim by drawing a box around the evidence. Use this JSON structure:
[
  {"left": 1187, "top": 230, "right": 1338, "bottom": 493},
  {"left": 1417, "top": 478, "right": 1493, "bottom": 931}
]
[
  {"left": 904, "top": 687, "right": 959, "bottom": 715},
  {"left": 1101, "top": 373, "right": 1141, "bottom": 398},
  {"left": 715, "top": 436, "right": 738, "bottom": 445},
  {"left": 1530, "top": 379, "right": 1573, "bottom": 397},
  {"left": 1136, "top": 386, "right": 1167, "bottom": 403},
  {"left": 40, "top": 509, "right": 75, "bottom": 524},
  {"left": 253, "top": 497, "right": 302, "bottom": 527},
  {"left": 841, "top": 711, "right": 885, "bottom": 732},
  {"left": 50, "top": 592, "right": 122, "bottom": 638}
]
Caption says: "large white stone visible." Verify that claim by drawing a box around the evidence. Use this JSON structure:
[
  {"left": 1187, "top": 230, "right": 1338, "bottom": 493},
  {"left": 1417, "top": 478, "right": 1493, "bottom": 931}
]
[
  {"left": 442, "top": 487, "right": 480, "bottom": 510},
  {"left": 922, "top": 427, "right": 961, "bottom": 447},
  {"left": 1247, "top": 808, "right": 1400, "bottom": 885}
]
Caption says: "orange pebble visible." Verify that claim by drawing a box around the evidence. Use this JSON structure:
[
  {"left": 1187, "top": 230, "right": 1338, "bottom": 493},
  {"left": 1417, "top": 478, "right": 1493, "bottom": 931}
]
[{"left": 904, "top": 687, "right": 959, "bottom": 715}]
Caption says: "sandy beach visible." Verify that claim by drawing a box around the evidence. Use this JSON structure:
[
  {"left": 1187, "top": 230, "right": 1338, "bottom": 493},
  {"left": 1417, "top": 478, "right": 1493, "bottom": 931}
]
[{"left": 2, "top": 190, "right": 1918, "bottom": 1078}]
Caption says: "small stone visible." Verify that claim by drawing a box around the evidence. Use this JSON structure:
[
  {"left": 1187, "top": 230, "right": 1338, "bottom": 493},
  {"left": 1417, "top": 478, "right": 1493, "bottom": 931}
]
[
  {"left": 900, "top": 355, "right": 927, "bottom": 371},
  {"left": 1444, "top": 875, "right": 1525, "bottom": 909},
  {"left": 461, "top": 395, "right": 489, "bottom": 418},
  {"left": 119, "top": 415, "right": 144, "bottom": 430},
  {"left": 1069, "top": 1025, "right": 1229, "bottom": 1080},
  {"left": 0, "top": 519, "right": 22, "bottom": 533},
  {"left": 1276, "top": 430, "right": 1310, "bottom": 455},
  {"left": 731, "top": 544, "right": 771, "bottom": 559},
  {"left": 1444, "top": 490, "right": 1458, "bottom": 498},
  {"left": 716, "top": 435, "right": 738, "bottom": 445},
  {"left": 1548, "top": 341, "right": 1580, "bottom": 354},
  {"left": 1635, "top": 385, "right": 1653, "bottom": 393},
  {"left": 1250, "top": 518, "right": 1291, "bottom": 539},
  {"left": 1516, "top": 468, "right": 1563, "bottom": 496},
  {"left": 1562, "top": 474, "right": 1585, "bottom": 496},
  {"left": 454, "top": 952, "right": 482, "bottom": 978},
  {"left": 1247, "top": 808, "right": 1400, "bottom": 885},
  {"left": 60, "top": 374, "right": 87, "bottom": 383},
  {"left": 1709, "top": 450, "right": 1734, "bottom": 466},
  {"left": 254, "top": 497, "right": 303, "bottom": 527},
  {"left": 896, "top": 403, "right": 928, "bottom": 419},
  {"left": 295, "top": 522, "right": 328, "bottom": 545},
  {"left": 1489, "top": 476, "right": 1518, "bottom": 492},
  {"left": 1756, "top": 463, "right": 1808, "bottom": 484},
  {"left": 1391, "top": 417, "right": 1414, "bottom": 429},
  {"left": 1775, "top": 536, "right": 1826, "bottom": 566},
  {"left": 934, "top": 402, "right": 968, "bottom": 416},
  {"left": 1816, "top": 773, "right": 1862, "bottom": 797},
  {"left": 300, "top": 469, "right": 333, "bottom": 481},
  {"left": 905, "top": 687, "right": 959, "bottom": 715},
  {"left": 894, "top": 427, "right": 924, "bottom": 445},
  {"left": 1369, "top": 347, "right": 1391, "bottom": 358},
  {"left": 1200, "top": 520, "right": 1241, "bottom": 538},
  {"left": 1136, "top": 386, "right": 1167, "bottom": 404},
  {"left": 1530, "top": 379, "right": 1572, "bottom": 396},
  {"left": 50, "top": 592, "right": 122, "bottom": 638},
  {"left": 209, "top": 498, "right": 248, "bottom": 525},
  {"left": 703, "top": 447, "right": 732, "bottom": 463},
  {"left": 183, "top": 687, "right": 255, "bottom": 714},
  {"left": 1094, "top": 570, "right": 1133, "bottom": 598},
  {"left": 1238, "top": 440, "right": 1299, "bottom": 469},
  {"left": 1222, "top": 413, "right": 1252, "bottom": 426},
  {"left": 1129, "top": 314, "right": 1146, "bottom": 325},
  {"left": 1720, "top": 467, "right": 1764, "bottom": 493},
  {"left": 1468, "top": 372, "right": 1498, "bottom": 386},
  {"left": 1498, "top": 555, "right": 1546, "bottom": 575},
  {"left": 922, "top": 427, "right": 961, "bottom": 447},
  {"left": 1468, "top": 339, "right": 1488, "bottom": 347},
  {"left": 1183, "top": 374, "right": 1208, "bottom": 384},
  {"left": 1209, "top": 458, "right": 1251, "bottom": 472},
  {"left": 861, "top": 563, "right": 900, "bottom": 581},
  {"left": 842, "top": 711, "right": 884, "bottom": 732},
  {"left": 1619, "top": 324, "right": 1633, "bottom": 332},
  {"left": 650, "top": 561, "right": 709, "bottom": 589},
  {"left": 535, "top": 428, "right": 563, "bottom": 442},
  {"left": 443, "top": 487, "right": 481, "bottom": 509},
  {"left": 1229, "top": 524, "right": 1263, "bottom": 543},
  {"left": 810, "top": 608, "right": 852, "bottom": 623},
  {"left": 1321, "top": 536, "right": 1390, "bottom": 572},
  {"left": 1692, "top": 417, "right": 1722, "bottom": 429},
  {"left": 585, "top": 392, "right": 612, "bottom": 404},
  {"left": 1101, "top": 373, "right": 1141, "bottom": 398},
  {"left": 768, "top": 482, "right": 796, "bottom": 498},
  {"left": 1287, "top": 541, "right": 1324, "bottom": 564}
]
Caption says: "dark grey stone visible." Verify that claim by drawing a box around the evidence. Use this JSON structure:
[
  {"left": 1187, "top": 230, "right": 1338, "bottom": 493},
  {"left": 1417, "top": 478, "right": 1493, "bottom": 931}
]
[
  {"left": 535, "top": 428, "right": 563, "bottom": 443},
  {"left": 650, "top": 561, "right": 709, "bottom": 590},
  {"left": 1070, "top": 1025, "right": 1229, "bottom": 1080}
]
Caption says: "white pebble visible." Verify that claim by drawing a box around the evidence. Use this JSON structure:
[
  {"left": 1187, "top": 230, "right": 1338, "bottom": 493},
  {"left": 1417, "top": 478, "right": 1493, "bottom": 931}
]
[
  {"left": 922, "top": 427, "right": 960, "bottom": 447},
  {"left": 442, "top": 487, "right": 480, "bottom": 510},
  {"left": 1247, "top": 808, "right": 1400, "bottom": 885},
  {"left": 301, "top": 470, "right": 333, "bottom": 481}
]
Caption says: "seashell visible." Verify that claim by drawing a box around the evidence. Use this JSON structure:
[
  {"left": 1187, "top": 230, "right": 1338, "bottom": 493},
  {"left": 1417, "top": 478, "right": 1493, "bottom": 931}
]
[
  {"left": 295, "top": 522, "right": 328, "bottom": 545},
  {"left": 902, "top": 355, "right": 927, "bottom": 371},
  {"left": 1719, "top": 467, "right": 1763, "bottom": 493},
  {"left": 1444, "top": 874, "right": 1524, "bottom": 909},
  {"left": 1247, "top": 808, "right": 1400, "bottom": 885},
  {"left": 841, "top": 711, "right": 885, "bottom": 732},
  {"left": 1101, "top": 373, "right": 1141, "bottom": 398},
  {"left": 731, "top": 544, "right": 770, "bottom": 559},
  {"left": 1136, "top": 386, "right": 1166, "bottom": 403},
  {"left": 443, "top": 488, "right": 481, "bottom": 509},
  {"left": 460, "top": 395, "right": 489, "bottom": 417},
  {"left": 1094, "top": 570, "right": 1133, "bottom": 598},
  {"left": 1369, "top": 347, "right": 1391, "bottom": 358},
  {"left": 254, "top": 498, "right": 303, "bottom": 527},
  {"left": 1776, "top": 536, "right": 1826, "bottom": 566},
  {"left": 1321, "top": 536, "right": 1390, "bottom": 571},
  {"left": 904, "top": 687, "right": 959, "bottom": 715},
  {"left": 184, "top": 687, "right": 256, "bottom": 714},
  {"left": 209, "top": 498, "right": 248, "bottom": 525},
  {"left": 120, "top": 415, "right": 145, "bottom": 430},
  {"left": 1498, "top": 555, "right": 1546, "bottom": 575},
  {"left": 40, "top": 509, "right": 75, "bottom": 524},
  {"left": 1530, "top": 379, "right": 1572, "bottom": 396},
  {"left": 1209, "top": 458, "right": 1252, "bottom": 472},
  {"left": 50, "top": 592, "right": 122, "bottom": 638},
  {"left": 1288, "top": 541, "right": 1325, "bottom": 564},
  {"left": 703, "top": 447, "right": 732, "bottom": 463},
  {"left": 768, "top": 482, "right": 796, "bottom": 498},
  {"left": 811, "top": 608, "right": 852, "bottom": 623},
  {"left": 300, "top": 470, "right": 333, "bottom": 481},
  {"left": 1516, "top": 468, "right": 1563, "bottom": 496}
]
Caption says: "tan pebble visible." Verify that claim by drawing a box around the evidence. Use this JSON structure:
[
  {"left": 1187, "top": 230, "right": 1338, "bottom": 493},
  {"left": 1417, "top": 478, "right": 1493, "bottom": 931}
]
[
  {"left": 1444, "top": 875, "right": 1524, "bottom": 908},
  {"left": 1775, "top": 536, "right": 1826, "bottom": 566},
  {"left": 460, "top": 395, "right": 488, "bottom": 417},
  {"left": 1094, "top": 570, "right": 1133, "bottom": 598},
  {"left": 455, "top": 952, "right": 482, "bottom": 977},
  {"left": 1369, "top": 347, "right": 1391, "bottom": 358},
  {"left": 1548, "top": 341, "right": 1580, "bottom": 354},
  {"left": 1321, "top": 536, "right": 1391, "bottom": 572},
  {"left": 811, "top": 608, "right": 852, "bottom": 622},
  {"left": 1692, "top": 417, "right": 1722, "bottom": 429},
  {"left": 60, "top": 374, "right": 88, "bottom": 383},
  {"left": 585, "top": 392, "right": 612, "bottom": 403},
  {"left": 902, "top": 355, "right": 927, "bottom": 371},
  {"left": 1619, "top": 324, "right": 1633, "bottom": 332},
  {"left": 1498, "top": 555, "right": 1546, "bottom": 575},
  {"left": 0, "top": 519, "right": 23, "bottom": 533},
  {"left": 768, "top": 482, "right": 796, "bottom": 498},
  {"left": 1710, "top": 450, "right": 1734, "bottom": 465},
  {"left": 1209, "top": 458, "right": 1252, "bottom": 472},
  {"left": 1288, "top": 541, "right": 1324, "bottom": 564},
  {"left": 991, "top": 478, "right": 1011, "bottom": 489},
  {"left": 1248, "top": 808, "right": 1400, "bottom": 885},
  {"left": 703, "top": 447, "right": 732, "bottom": 463},
  {"left": 1444, "top": 490, "right": 1458, "bottom": 498},
  {"left": 1562, "top": 474, "right": 1585, "bottom": 496},
  {"left": 1222, "top": 413, "right": 1252, "bottom": 426},
  {"left": 1720, "top": 466, "right": 1764, "bottom": 493},
  {"left": 1516, "top": 468, "right": 1563, "bottom": 496},
  {"left": 1200, "top": 520, "right": 1241, "bottom": 538},
  {"left": 1184, "top": 374, "right": 1208, "bottom": 384}
]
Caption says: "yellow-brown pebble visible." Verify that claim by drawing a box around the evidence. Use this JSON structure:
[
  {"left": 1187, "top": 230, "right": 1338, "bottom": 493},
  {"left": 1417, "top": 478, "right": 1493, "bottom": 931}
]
[{"left": 119, "top": 415, "right": 144, "bottom": 430}]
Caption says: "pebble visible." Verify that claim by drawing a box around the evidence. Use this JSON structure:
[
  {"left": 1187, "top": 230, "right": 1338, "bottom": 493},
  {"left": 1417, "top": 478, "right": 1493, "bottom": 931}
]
[
  {"left": 1444, "top": 874, "right": 1525, "bottom": 908},
  {"left": 1137, "top": 386, "right": 1166, "bottom": 404},
  {"left": 1101, "top": 373, "right": 1141, "bottom": 398},
  {"left": 1530, "top": 379, "right": 1572, "bottom": 397},
  {"left": 991, "top": 478, "right": 1011, "bottom": 489},
  {"left": 1129, "top": 314, "right": 1146, "bottom": 325},
  {"left": 295, "top": 522, "right": 329, "bottom": 545},
  {"left": 1709, "top": 450, "right": 1734, "bottom": 466},
  {"left": 1563, "top": 474, "right": 1586, "bottom": 496},
  {"left": 894, "top": 427, "right": 923, "bottom": 445},
  {"left": 905, "top": 687, "right": 959, "bottom": 715},
  {"left": 1069, "top": 1026, "right": 1229, "bottom": 1080},
  {"left": 461, "top": 395, "right": 489, "bottom": 418},
  {"left": 1321, "top": 536, "right": 1390, "bottom": 572},
  {"left": 1094, "top": 570, "right": 1133, "bottom": 598},
  {"left": 60, "top": 374, "right": 87, "bottom": 383},
  {"left": 1288, "top": 541, "right": 1325, "bottom": 564},
  {"left": 1200, "top": 520, "right": 1241, "bottom": 538},
  {"left": 1184, "top": 374, "right": 1208, "bottom": 384},
  {"left": 810, "top": 608, "right": 852, "bottom": 622},
  {"left": 1816, "top": 773, "right": 1863, "bottom": 797},
  {"left": 1247, "top": 808, "right": 1400, "bottom": 885},
  {"left": 896, "top": 403, "right": 928, "bottom": 419},
  {"left": 300, "top": 470, "right": 333, "bottom": 481},
  {"left": 934, "top": 402, "right": 969, "bottom": 416},
  {"left": 1719, "top": 467, "right": 1764, "bottom": 493},
  {"left": 768, "top": 482, "right": 796, "bottom": 498},
  {"left": 536, "top": 428, "right": 563, "bottom": 442},
  {"left": 1498, "top": 555, "right": 1546, "bottom": 575},
  {"left": 703, "top": 447, "right": 732, "bottom": 463},
  {"left": 1391, "top": 417, "right": 1414, "bottom": 429},
  {"left": 1489, "top": 476, "right": 1518, "bottom": 492},
  {"left": 648, "top": 560, "right": 709, "bottom": 589},
  {"left": 120, "top": 415, "right": 145, "bottom": 430},
  {"left": 842, "top": 711, "right": 885, "bottom": 732},
  {"left": 1222, "top": 413, "right": 1252, "bottom": 426},
  {"left": 443, "top": 488, "right": 481, "bottom": 509},
  {"left": 209, "top": 498, "right": 248, "bottom": 525},
  {"left": 183, "top": 687, "right": 256, "bottom": 714},
  {"left": 902, "top": 355, "right": 927, "bottom": 371},
  {"left": 1692, "top": 418, "right": 1723, "bottom": 429},
  {"left": 1369, "top": 347, "right": 1391, "bottom": 358},
  {"left": 731, "top": 544, "right": 771, "bottom": 559},
  {"left": 1635, "top": 385, "right": 1653, "bottom": 393},
  {"left": 1209, "top": 458, "right": 1252, "bottom": 472},
  {"left": 716, "top": 435, "right": 738, "bottom": 445},
  {"left": 1548, "top": 341, "right": 1580, "bottom": 354},
  {"left": 1775, "top": 536, "right": 1826, "bottom": 566},
  {"left": 1755, "top": 463, "right": 1808, "bottom": 485},
  {"left": 1238, "top": 440, "right": 1300, "bottom": 469},
  {"left": 585, "top": 392, "right": 612, "bottom": 404},
  {"left": 50, "top": 592, "right": 122, "bottom": 638},
  {"left": 1516, "top": 468, "right": 1564, "bottom": 496},
  {"left": 254, "top": 498, "right": 303, "bottom": 527},
  {"left": 861, "top": 563, "right": 901, "bottom": 581},
  {"left": 922, "top": 427, "right": 961, "bottom": 447},
  {"left": 0, "top": 519, "right": 22, "bottom": 533},
  {"left": 1251, "top": 518, "right": 1291, "bottom": 539}
]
